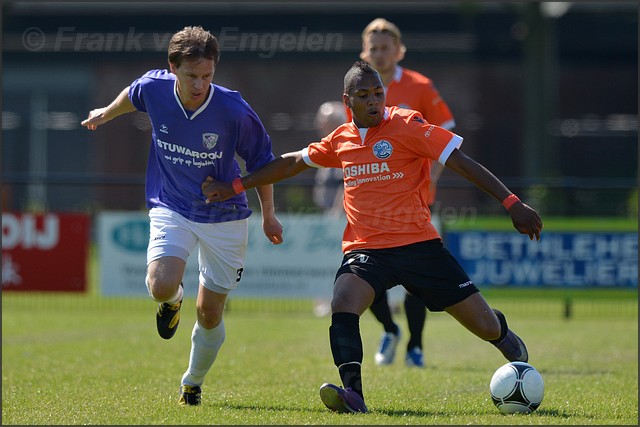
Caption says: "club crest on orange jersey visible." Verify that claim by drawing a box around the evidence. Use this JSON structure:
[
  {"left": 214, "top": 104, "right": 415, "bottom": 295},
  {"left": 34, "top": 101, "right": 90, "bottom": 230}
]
[
  {"left": 202, "top": 133, "right": 219, "bottom": 150},
  {"left": 372, "top": 140, "right": 392, "bottom": 159}
]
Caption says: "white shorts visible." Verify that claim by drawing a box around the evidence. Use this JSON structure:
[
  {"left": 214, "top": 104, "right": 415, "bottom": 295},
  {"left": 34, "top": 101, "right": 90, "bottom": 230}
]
[{"left": 147, "top": 206, "right": 249, "bottom": 294}]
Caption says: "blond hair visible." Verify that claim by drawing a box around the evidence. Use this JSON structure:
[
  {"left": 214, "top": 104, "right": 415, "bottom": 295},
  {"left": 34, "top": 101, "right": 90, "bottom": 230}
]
[{"left": 360, "top": 18, "right": 407, "bottom": 62}]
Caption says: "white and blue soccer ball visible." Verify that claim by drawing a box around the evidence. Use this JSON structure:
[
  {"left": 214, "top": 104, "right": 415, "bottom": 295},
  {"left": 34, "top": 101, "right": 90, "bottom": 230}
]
[{"left": 490, "top": 361, "right": 544, "bottom": 414}]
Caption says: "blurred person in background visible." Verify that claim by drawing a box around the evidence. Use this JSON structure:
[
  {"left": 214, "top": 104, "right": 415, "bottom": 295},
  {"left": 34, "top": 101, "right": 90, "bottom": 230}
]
[
  {"left": 201, "top": 60, "right": 542, "bottom": 414},
  {"left": 358, "top": 17, "right": 457, "bottom": 368},
  {"left": 311, "top": 101, "right": 348, "bottom": 318},
  {"left": 81, "top": 26, "right": 283, "bottom": 406},
  {"left": 312, "top": 101, "right": 348, "bottom": 218}
]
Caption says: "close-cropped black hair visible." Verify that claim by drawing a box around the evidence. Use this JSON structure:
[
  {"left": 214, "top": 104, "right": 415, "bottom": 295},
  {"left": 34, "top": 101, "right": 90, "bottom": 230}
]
[{"left": 343, "top": 60, "right": 380, "bottom": 94}]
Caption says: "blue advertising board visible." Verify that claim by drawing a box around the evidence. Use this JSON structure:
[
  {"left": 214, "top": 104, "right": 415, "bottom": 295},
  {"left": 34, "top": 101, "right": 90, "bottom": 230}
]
[{"left": 445, "top": 231, "right": 638, "bottom": 287}]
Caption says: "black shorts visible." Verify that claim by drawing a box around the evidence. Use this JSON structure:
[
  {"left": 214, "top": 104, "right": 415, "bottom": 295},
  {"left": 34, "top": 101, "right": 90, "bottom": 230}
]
[{"left": 335, "top": 239, "right": 479, "bottom": 312}]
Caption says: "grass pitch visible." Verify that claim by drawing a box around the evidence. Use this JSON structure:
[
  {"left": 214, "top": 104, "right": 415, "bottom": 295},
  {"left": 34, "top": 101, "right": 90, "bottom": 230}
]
[{"left": 2, "top": 290, "right": 637, "bottom": 425}]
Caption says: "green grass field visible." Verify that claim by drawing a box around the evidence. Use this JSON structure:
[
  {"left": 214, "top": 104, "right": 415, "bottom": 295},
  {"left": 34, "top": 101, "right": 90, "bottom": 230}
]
[
  {"left": 2, "top": 289, "right": 637, "bottom": 425},
  {"left": 3, "top": 215, "right": 637, "bottom": 424}
]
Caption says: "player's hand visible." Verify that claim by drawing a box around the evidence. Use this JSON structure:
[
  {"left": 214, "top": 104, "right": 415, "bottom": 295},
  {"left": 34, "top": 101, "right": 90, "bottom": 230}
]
[
  {"left": 508, "top": 202, "right": 543, "bottom": 241},
  {"left": 262, "top": 213, "right": 284, "bottom": 245},
  {"left": 201, "top": 176, "right": 235, "bottom": 203},
  {"left": 81, "top": 107, "right": 110, "bottom": 130}
]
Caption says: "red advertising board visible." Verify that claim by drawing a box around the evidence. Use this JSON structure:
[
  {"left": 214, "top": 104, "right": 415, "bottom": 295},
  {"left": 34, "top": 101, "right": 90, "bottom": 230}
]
[{"left": 2, "top": 212, "right": 90, "bottom": 292}]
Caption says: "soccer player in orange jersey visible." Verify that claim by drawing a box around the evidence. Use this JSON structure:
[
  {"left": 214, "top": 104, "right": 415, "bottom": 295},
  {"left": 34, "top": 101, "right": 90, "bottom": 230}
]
[
  {"left": 202, "top": 61, "right": 542, "bottom": 413},
  {"left": 359, "top": 17, "right": 456, "bottom": 368}
]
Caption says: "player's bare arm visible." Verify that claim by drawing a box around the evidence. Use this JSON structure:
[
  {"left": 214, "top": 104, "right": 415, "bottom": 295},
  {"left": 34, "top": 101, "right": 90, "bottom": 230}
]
[
  {"left": 254, "top": 184, "right": 284, "bottom": 245},
  {"left": 444, "top": 148, "right": 543, "bottom": 240},
  {"left": 81, "top": 86, "right": 136, "bottom": 130},
  {"left": 202, "top": 151, "right": 311, "bottom": 203}
]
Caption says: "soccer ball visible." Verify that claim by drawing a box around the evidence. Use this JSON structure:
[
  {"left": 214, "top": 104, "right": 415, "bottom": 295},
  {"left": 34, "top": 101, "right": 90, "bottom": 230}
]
[{"left": 489, "top": 361, "right": 544, "bottom": 414}]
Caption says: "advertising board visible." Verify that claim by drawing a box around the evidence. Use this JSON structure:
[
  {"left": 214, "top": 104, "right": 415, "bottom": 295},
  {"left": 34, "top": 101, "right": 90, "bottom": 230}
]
[
  {"left": 2, "top": 212, "right": 90, "bottom": 292},
  {"left": 445, "top": 231, "right": 638, "bottom": 287}
]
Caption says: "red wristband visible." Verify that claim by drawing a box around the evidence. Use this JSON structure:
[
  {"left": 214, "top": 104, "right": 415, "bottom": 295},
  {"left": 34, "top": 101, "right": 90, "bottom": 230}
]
[
  {"left": 502, "top": 194, "right": 520, "bottom": 210},
  {"left": 232, "top": 177, "right": 245, "bottom": 194}
]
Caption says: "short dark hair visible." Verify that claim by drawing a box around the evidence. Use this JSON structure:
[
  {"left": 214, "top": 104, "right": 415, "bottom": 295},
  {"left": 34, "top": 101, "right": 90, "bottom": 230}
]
[
  {"left": 343, "top": 60, "right": 380, "bottom": 94},
  {"left": 168, "top": 26, "right": 220, "bottom": 67}
]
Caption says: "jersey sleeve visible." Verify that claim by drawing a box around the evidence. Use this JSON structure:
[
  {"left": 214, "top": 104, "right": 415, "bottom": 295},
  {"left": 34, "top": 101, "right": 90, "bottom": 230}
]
[
  {"left": 128, "top": 80, "right": 146, "bottom": 113},
  {"left": 303, "top": 136, "right": 341, "bottom": 169},
  {"left": 235, "top": 102, "right": 276, "bottom": 173},
  {"left": 128, "top": 70, "right": 163, "bottom": 113},
  {"left": 128, "top": 69, "right": 174, "bottom": 113},
  {"left": 403, "top": 110, "right": 462, "bottom": 164}
]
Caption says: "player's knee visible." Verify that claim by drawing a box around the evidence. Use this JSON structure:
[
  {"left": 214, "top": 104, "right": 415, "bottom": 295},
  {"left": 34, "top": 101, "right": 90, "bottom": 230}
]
[
  {"left": 197, "top": 304, "right": 224, "bottom": 329},
  {"left": 330, "top": 294, "right": 350, "bottom": 313},
  {"left": 198, "top": 316, "right": 223, "bottom": 330},
  {"left": 332, "top": 275, "right": 375, "bottom": 314},
  {"left": 146, "top": 275, "right": 181, "bottom": 302}
]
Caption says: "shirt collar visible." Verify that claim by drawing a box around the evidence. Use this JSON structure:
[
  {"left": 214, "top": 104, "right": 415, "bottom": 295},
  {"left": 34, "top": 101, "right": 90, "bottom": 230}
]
[
  {"left": 173, "top": 81, "right": 215, "bottom": 120},
  {"left": 354, "top": 107, "right": 391, "bottom": 144}
]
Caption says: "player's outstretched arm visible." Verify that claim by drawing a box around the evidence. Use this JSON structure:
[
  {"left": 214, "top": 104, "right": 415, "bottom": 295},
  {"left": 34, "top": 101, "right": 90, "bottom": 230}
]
[
  {"left": 444, "top": 148, "right": 543, "bottom": 240},
  {"left": 81, "top": 87, "right": 136, "bottom": 130},
  {"left": 202, "top": 150, "right": 311, "bottom": 204}
]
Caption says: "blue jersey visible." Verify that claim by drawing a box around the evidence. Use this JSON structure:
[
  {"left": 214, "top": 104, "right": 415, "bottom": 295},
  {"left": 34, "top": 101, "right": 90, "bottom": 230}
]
[{"left": 129, "top": 69, "right": 275, "bottom": 223}]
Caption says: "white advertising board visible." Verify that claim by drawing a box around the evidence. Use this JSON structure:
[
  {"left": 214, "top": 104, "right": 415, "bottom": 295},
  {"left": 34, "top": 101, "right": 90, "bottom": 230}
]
[{"left": 98, "top": 211, "right": 347, "bottom": 298}]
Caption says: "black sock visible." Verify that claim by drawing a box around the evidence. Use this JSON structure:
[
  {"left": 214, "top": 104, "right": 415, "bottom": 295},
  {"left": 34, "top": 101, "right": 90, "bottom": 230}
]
[
  {"left": 404, "top": 292, "right": 426, "bottom": 351},
  {"left": 368, "top": 292, "right": 399, "bottom": 334},
  {"left": 329, "top": 312, "right": 364, "bottom": 399}
]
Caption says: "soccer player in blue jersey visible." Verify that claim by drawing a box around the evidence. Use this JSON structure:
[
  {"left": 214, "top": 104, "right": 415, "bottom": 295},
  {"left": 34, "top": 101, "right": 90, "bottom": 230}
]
[{"left": 81, "top": 26, "right": 283, "bottom": 406}]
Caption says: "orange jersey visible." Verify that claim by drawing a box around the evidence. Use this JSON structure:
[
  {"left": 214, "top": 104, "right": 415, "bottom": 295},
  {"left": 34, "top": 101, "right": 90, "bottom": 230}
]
[
  {"left": 386, "top": 66, "right": 455, "bottom": 130},
  {"left": 387, "top": 66, "right": 455, "bottom": 205},
  {"left": 343, "top": 67, "right": 456, "bottom": 205},
  {"left": 303, "top": 106, "right": 463, "bottom": 253}
]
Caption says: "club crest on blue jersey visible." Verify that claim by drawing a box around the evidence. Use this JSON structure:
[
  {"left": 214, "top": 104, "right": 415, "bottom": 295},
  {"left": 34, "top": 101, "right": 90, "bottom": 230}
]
[
  {"left": 202, "top": 133, "right": 219, "bottom": 150},
  {"left": 372, "top": 140, "right": 393, "bottom": 160}
]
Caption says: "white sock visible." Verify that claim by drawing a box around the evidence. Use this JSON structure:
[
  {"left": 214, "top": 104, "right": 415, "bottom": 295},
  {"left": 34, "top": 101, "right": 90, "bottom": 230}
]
[
  {"left": 166, "top": 284, "right": 183, "bottom": 305},
  {"left": 181, "top": 320, "right": 225, "bottom": 387}
]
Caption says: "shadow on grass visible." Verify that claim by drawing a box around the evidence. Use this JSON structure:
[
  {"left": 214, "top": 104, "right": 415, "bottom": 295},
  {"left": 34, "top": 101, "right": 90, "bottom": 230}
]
[
  {"left": 220, "top": 403, "right": 577, "bottom": 420},
  {"left": 220, "top": 402, "right": 430, "bottom": 416},
  {"left": 534, "top": 408, "right": 575, "bottom": 418},
  {"left": 220, "top": 402, "right": 460, "bottom": 418}
]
